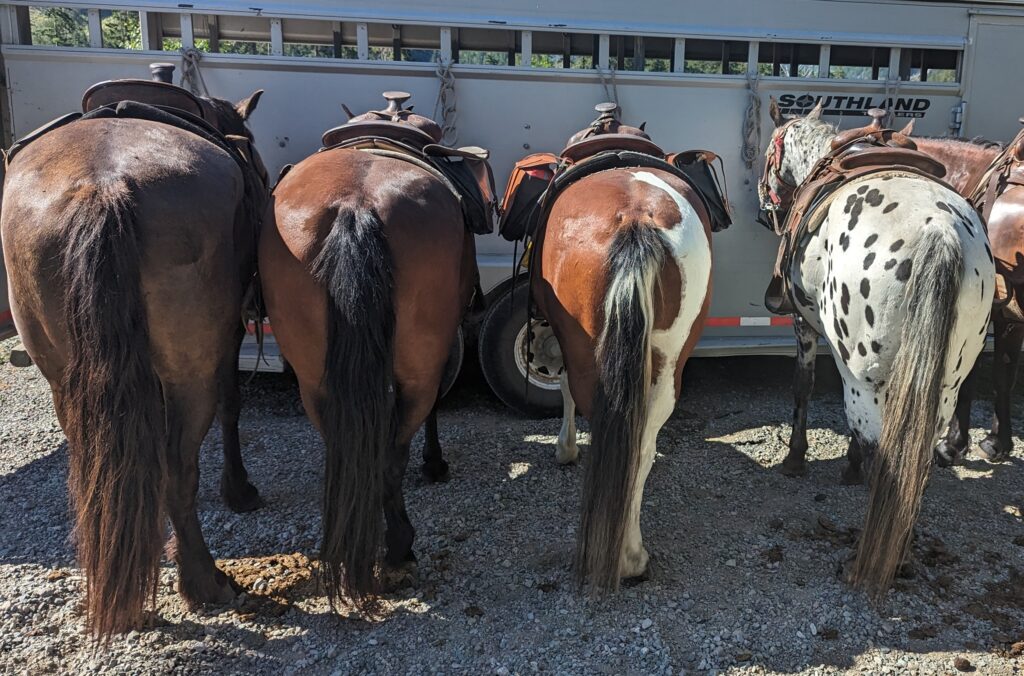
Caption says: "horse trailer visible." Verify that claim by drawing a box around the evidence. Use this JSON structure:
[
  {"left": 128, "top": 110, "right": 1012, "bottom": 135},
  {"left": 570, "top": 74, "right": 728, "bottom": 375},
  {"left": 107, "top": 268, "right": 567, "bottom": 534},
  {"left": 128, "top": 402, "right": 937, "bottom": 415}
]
[{"left": 2, "top": 0, "right": 1023, "bottom": 412}]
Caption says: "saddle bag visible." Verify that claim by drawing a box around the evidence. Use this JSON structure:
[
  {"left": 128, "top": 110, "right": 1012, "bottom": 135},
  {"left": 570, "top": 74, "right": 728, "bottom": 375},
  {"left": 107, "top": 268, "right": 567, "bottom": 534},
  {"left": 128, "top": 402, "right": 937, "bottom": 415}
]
[
  {"left": 498, "top": 153, "right": 557, "bottom": 241},
  {"left": 668, "top": 150, "right": 733, "bottom": 232}
]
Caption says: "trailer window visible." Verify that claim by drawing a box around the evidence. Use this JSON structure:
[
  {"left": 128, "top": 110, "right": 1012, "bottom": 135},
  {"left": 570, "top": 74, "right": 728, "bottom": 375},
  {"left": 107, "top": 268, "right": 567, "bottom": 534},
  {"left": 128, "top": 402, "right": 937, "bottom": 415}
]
[
  {"left": 684, "top": 39, "right": 747, "bottom": 75},
  {"left": 608, "top": 35, "right": 673, "bottom": 72},
  {"left": 98, "top": 11, "right": 142, "bottom": 49},
  {"left": 282, "top": 19, "right": 343, "bottom": 58},
  {"left": 828, "top": 45, "right": 889, "bottom": 80},
  {"left": 900, "top": 48, "right": 959, "bottom": 83},
  {"left": 454, "top": 27, "right": 516, "bottom": 66},
  {"left": 522, "top": 32, "right": 595, "bottom": 69},
  {"left": 758, "top": 42, "right": 819, "bottom": 78},
  {"left": 27, "top": 6, "right": 89, "bottom": 47}
]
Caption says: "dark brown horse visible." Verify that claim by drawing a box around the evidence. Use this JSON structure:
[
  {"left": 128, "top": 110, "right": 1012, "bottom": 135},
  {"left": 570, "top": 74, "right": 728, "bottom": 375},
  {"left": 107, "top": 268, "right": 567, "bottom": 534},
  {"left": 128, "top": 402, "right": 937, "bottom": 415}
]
[
  {"left": 1, "top": 87, "right": 267, "bottom": 638},
  {"left": 915, "top": 134, "right": 1024, "bottom": 464},
  {"left": 529, "top": 107, "right": 717, "bottom": 589},
  {"left": 259, "top": 96, "right": 479, "bottom": 609}
]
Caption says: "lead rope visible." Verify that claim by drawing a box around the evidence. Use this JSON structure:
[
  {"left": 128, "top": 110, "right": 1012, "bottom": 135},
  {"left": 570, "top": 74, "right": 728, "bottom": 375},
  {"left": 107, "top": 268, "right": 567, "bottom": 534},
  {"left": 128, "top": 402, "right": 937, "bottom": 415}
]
[
  {"left": 597, "top": 65, "right": 620, "bottom": 116},
  {"left": 742, "top": 71, "right": 762, "bottom": 174},
  {"left": 180, "top": 46, "right": 210, "bottom": 97},
  {"left": 434, "top": 56, "right": 458, "bottom": 146}
]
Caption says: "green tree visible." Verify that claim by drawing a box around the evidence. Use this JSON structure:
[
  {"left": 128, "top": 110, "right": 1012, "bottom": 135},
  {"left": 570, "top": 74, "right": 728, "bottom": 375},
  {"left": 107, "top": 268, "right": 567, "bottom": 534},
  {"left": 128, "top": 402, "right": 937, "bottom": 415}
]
[
  {"left": 29, "top": 7, "right": 88, "bottom": 47},
  {"left": 100, "top": 10, "right": 141, "bottom": 49}
]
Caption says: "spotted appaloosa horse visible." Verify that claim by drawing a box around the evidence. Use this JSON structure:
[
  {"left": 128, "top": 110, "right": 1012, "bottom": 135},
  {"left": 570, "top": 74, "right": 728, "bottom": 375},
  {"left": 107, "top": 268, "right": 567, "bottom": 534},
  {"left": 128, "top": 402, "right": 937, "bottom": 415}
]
[
  {"left": 259, "top": 127, "right": 477, "bottom": 611},
  {"left": 759, "top": 99, "right": 994, "bottom": 596},
  {"left": 533, "top": 122, "right": 715, "bottom": 591},
  {"left": 913, "top": 135, "right": 1024, "bottom": 464},
  {"left": 1, "top": 90, "right": 267, "bottom": 638}
]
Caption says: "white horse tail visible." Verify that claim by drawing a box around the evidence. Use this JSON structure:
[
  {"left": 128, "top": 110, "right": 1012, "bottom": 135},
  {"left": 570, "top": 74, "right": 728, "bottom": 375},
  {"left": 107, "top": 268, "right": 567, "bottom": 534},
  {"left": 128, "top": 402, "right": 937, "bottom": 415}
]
[
  {"left": 575, "top": 222, "right": 667, "bottom": 591},
  {"left": 851, "top": 226, "right": 963, "bottom": 598}
]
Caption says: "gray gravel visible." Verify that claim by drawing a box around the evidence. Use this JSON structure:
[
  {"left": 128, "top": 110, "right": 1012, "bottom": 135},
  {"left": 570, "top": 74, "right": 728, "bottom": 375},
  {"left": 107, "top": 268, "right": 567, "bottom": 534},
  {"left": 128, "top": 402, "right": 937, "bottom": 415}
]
[{"left": 1, "top": 336, "right": 1022, "bottom": 675}]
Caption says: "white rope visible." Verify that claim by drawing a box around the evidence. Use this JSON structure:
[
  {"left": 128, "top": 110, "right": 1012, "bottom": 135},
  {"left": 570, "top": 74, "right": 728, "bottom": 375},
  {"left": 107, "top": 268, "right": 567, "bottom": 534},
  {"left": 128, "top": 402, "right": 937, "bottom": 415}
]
[
  {"left": 179, "top": 46, "right": 209, "bottom": 97},
  {"left": 597, "top": 66, "right": 620, "bottom": 114},
  {"left": 882, "top": 75, "right": 900, "bottom": 127},
  {"left": 434, "top": 56, "right": 458, "bottom": 146},
  {"left": 742, "top": 70, "right": 762, "bottom": 171}
]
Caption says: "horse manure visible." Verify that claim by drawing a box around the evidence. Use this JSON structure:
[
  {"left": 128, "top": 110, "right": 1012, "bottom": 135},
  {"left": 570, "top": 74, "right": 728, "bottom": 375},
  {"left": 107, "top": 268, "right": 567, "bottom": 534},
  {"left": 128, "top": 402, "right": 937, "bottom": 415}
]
[
  {"left": 819, "top": 627, "right": 839, "bottom": 640},
  {"left": 463, "top": 605, "right": 484, "bottom": 618},
  {"left": 908, "top": 625, "right": 938, "bottom": 640},
  {"left": 762, "top": 545, "right": 784, "bottom": 563}
]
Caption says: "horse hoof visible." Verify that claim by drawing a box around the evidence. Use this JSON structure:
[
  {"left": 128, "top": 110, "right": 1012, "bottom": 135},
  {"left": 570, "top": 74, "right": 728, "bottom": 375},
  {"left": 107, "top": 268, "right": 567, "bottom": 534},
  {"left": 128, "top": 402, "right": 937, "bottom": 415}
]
[
  {"left": 977, "top": 436, "right": 1011, "bottom": 462},
  {"left": 840, "top": 465, "right": 864, "bottom": 486},
  {"left": 381, "top": 560, "right": 418, "bottom": 592},
  {"left": 179, "top": 569, "right": 237, "bottom": 609},
  {"left": 779, "top": 458, "right": 807, "bottom": 477},
  {"left": 421, "top": 459, "right": 450, "bottom": 483},
  {"left": 222, "top": 480, "right": 262, "bottom": 513},
  {"left": 933, "top": 441, "right": 962, "bottom": 468},
  {"left": 555, "top": 446, "right": 579, "bottom": 465}
]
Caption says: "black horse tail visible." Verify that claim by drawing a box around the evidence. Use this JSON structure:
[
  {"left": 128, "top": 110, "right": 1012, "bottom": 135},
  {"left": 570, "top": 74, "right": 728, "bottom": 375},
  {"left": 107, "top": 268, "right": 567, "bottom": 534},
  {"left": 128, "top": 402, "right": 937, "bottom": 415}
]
[
  {"left": 312, "top": 207, "right": 397, "bottom": 611},
  {"left": 851, "top": 226, "right": 963, "bottom": 599},
  {"left": 575, "top": 223, "right": 668, "bottom": 591},
  {"left": 60, "top": 183, "right": 168, "bottom": 639}
]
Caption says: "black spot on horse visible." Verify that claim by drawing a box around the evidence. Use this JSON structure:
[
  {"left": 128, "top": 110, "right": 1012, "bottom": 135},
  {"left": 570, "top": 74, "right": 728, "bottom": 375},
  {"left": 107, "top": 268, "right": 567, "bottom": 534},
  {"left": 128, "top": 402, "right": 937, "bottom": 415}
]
[
  {"left": 925, "top": 216, "right": 933, "bottom": 224},
  {"left": 833, "top": 316, "right": 843, "bottom": 337},
  {"left": 860, "top": 279, "right": 870, "bottom": 299},
  {"left": 858, "top": 342, "right": 867, "bottom": 356},
  {"left": 865, "top": 189, "right": 883, "bottom": 207},
  {"left": 839, "top": 232, "right": 850, "bottom": 250},
  {"left": 841, "top": 283, "right": 850, "bottom": 314},
  {"left": 864, "top": 252, "right": 876, "bottom": 270},
  {"left": 890, "top": 239, "right": 904, "bottom": 252},
  {"left": 955, "top": 354, "right": 963, "bottom": 371},
  {"left": 871, "top": 340, "right": 882, "bottom": 353},
  {"left": 844, "top": 194, "right": 859, "bottom": 213},
  {"left": 882, "top": 202, "right": 898, "bottom": 214},
  {"left": 838, "top": 342, "right": 851, "bottom": 364},
  {"left": 840, "top": 318, "right": 849, "bottom": 338},
  {"left": 984, "top": 242, "right": 993, "bottom": 262},
  {"left": 896, "top": 259, "right": 912, "bottom": 281},
  {"left": 884, "top": 258, "right": 897, "bottom": 270},
  {"left": 848, "top": 200, "right": 864, "bottom": 230},
  {"left": 974, "top": 268, "right": 979, "bottom": 276},
  {"left": 936, "top": 201, "right": 952, "bottom": 213},
  {"left": 865, "top": 305, "right": 874, "bottom": 326},
  {"left": 865, "top": 234, "right": 878, "bottom": 247},
  {"left": 857, "top": 185, "right": 868, "bottom": 195}
]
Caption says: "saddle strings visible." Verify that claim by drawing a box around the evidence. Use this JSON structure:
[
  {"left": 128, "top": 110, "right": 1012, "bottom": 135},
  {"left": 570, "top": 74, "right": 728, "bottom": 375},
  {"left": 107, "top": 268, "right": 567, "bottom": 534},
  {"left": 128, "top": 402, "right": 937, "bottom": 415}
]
[{"left": 434, "top": 56, "right": 458, "bottom": 146}]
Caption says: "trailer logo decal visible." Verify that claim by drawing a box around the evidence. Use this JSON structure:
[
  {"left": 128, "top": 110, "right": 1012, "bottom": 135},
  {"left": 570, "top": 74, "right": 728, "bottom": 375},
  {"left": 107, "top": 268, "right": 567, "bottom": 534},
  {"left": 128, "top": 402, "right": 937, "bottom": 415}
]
[{"left": 777, "top": 94, "right": 932, "bottom": 118}]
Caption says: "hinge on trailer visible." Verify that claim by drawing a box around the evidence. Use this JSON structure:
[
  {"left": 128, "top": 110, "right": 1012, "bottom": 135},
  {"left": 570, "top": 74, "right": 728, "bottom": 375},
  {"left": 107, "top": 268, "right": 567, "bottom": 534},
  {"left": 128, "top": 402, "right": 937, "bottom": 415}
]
[{"left": 950, "top": 101, "right": 965, "bottom": 136}]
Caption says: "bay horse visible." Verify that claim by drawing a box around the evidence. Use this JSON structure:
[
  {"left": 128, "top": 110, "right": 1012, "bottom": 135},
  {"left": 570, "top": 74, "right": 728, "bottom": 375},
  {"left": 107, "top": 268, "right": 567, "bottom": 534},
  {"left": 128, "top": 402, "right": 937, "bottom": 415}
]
[
  {"left": 1, "top": 86, "right": 268, "bottom": 637},
  {"left": 912, "top": 134, "right": 1024, "bottom": 464},
  {"left": 531, "top": 107, "right": 717, "bottom": 590},
  {"left": 259, "top": 94, "right": 480, "bottom": 609},
  {"left": 759, "top": 99, "right": 994, "bottom": 597}
]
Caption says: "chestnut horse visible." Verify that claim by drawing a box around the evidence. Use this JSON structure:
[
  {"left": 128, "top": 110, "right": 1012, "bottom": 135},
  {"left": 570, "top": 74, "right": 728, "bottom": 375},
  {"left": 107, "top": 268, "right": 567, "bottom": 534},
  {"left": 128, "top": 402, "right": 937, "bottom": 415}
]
[
  {"left": 1, "top": 90, "right": 267, "bottom": 637},
  {"left": 533, "top": 114, "right": 715, "bottom": 590},
  {"left": 259, "top": 109, "right": 477, "bottom": 609},
  {"left": 914, "top": 134, "right": 1024, "bottom": 464}
]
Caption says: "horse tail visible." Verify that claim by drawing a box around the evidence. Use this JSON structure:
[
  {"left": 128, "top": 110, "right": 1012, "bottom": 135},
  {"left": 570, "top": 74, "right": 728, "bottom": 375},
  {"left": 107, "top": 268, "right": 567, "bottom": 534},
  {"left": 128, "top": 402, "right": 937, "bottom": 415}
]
[
  {"left": 311, "top": 207, "right": 396, "bottom": 611},
  {"left": 576, "top": 222, "right": 669, "bottom": 591},
  {"left": 851, "top": 226, "right": 963, "bottom": 598},
  {"left": 60, "top": 184, "right": 168, "bottom": 639}
]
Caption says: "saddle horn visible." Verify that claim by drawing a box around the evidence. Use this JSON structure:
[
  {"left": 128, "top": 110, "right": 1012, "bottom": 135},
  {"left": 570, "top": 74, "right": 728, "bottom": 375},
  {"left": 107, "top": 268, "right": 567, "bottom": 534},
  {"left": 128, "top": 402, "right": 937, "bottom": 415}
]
[
  {"left": 867, "top": 108, "right": 887, "bottom": 130},
  {"left": 149, "top": 62, "right": 175, "bottom": 84}
]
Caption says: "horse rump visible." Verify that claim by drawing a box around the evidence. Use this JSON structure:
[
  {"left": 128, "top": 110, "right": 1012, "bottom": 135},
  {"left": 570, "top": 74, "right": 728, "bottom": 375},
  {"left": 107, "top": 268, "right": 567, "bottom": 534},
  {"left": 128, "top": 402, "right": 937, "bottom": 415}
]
[
  {"left": 59, "top": 184, "right": 168, "bottom": 639},
  {"left": 576, "top": 223, "right": 668, "bottom": 591},
  {"left": 311, "top": 207, "right": 397, "bottom": 612}
]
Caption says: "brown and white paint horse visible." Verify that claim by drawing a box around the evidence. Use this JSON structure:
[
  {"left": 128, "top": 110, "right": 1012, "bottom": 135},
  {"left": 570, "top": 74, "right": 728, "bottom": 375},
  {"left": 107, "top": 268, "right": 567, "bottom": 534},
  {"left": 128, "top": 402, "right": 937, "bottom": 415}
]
[
  {"left": 259, "top": 134, "right": 477, "bottom": 610},
  {"left": 913, "top": 134, "right": 1024, "bottom": 464},
  {"left": 534, "top": 121, "right": 715, "bottom": 590},
  {"left": 1, "top": 91, "right": 267, "bottom": 637}
]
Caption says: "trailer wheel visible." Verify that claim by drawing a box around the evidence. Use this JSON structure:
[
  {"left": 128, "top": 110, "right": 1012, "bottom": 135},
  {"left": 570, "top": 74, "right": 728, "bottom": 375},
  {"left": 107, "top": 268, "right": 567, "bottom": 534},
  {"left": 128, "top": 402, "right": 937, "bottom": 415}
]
[
  {"left": 439, "top": 326, "right": 464, "bottom": 398},
  {"left": 478, "top": 282, "right": 563, "bottom": 417}
]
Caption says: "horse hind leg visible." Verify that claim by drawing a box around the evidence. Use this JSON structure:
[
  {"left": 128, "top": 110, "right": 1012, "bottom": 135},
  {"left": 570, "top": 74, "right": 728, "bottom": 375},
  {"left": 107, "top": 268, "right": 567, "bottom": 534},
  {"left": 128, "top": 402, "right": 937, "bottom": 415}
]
[
  {"left": 217, "top": 329, "right": 261, "bottom": 512},
  {"left": 556, "top": 372, "right": 580, "bottom": 464},
  {"left": 979, "top": 320, "right": 1023, "bottom": 461},
  {"left": 164, "top": 383, "right": 236, "bottom": 607},
  {"left": 781, "top": 315, "right": 819, "bottom": 477},
  {"left": 935, "top": 366, "right": 977, "bottom": 467},
  {"left": 420, "top": 396, "right": 449, "bottom": 482}
]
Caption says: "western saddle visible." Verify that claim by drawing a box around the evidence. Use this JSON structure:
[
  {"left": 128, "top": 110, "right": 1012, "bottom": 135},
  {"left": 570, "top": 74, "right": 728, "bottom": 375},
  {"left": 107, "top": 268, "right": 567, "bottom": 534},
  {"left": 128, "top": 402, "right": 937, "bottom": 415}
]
[
  {"left": 317, "top": 91, "right": 496, "bottom": 236},
  {"left": 968, "top": 117, "right": 1024, "bottom": 222},
  {"left": 764, "top": 109, "right": 952, "bottom": 315},
  {"left": 5, "top": 63, "right": 257, "bottom": 176},
  {"left": 498, "top": 102, "right": 733, "bottom": 242}
]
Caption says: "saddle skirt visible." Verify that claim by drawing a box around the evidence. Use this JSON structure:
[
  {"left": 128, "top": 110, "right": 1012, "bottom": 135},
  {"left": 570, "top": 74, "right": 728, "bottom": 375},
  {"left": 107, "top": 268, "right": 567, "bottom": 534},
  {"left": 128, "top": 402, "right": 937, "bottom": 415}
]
[
  {"left": 498, "top": 102, "right": 732, "bottom": 242},
  {"left": 968, "top": 119, "right": 1024, "bottom": 222},
  {"left": 765, "top": 128, "right": 952, "bottom": 315},
  {"left": 319, "top": 92, "right": 495, "bottom": 236}
]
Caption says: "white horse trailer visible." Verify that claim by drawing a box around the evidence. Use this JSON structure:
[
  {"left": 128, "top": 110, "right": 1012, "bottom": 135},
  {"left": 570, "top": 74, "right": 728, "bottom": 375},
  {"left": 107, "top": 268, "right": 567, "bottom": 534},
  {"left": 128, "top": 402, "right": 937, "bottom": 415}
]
[{"left": 1, "top": 0, "right": 1023, "bottom": 412}]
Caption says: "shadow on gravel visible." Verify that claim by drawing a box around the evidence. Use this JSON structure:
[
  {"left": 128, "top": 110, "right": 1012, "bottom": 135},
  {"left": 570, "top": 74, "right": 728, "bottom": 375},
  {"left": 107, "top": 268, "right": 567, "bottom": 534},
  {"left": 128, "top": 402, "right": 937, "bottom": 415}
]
[{"left": 0, "top": 439, "right": 74, "bottom": 567}]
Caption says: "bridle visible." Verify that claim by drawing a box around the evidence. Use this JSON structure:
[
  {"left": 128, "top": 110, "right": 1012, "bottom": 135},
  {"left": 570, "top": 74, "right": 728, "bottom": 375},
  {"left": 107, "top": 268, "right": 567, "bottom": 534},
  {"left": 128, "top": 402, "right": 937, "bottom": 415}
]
[{"left": 758, "top": 119, "right": 802, "bottom": 234}]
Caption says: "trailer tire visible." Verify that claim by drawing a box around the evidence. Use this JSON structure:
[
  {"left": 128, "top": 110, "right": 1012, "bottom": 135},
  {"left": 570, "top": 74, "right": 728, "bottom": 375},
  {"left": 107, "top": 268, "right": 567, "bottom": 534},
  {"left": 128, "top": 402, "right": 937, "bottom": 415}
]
[{"left": 478, "top": 282, "right": 563, "bottom": 417}]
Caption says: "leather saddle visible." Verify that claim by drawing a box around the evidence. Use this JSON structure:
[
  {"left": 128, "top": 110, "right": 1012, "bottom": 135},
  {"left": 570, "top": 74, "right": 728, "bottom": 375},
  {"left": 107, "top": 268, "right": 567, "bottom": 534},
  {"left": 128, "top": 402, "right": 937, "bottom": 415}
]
[
  {"left": 498, "top": 102, "right": 732, "bottom": 241},
  {"left": 320, "top": 92, "right": 495, "bottom": 235},
  {"left": 5, "top": 63, "right": 250, "bottom": 171},
  {"left": 765, "top": 110, "right": 952, "bottom": 315},
  {"left": 969, "top": 117, "right": 1024, "bottom": 222}
]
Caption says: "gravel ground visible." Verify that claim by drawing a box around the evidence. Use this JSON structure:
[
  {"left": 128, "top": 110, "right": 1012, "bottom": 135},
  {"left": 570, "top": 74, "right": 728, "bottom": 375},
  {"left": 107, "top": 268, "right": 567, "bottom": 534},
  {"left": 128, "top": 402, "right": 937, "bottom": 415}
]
[{"left": 1, "top": 335, "right": 1022, "bottom": 675}]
